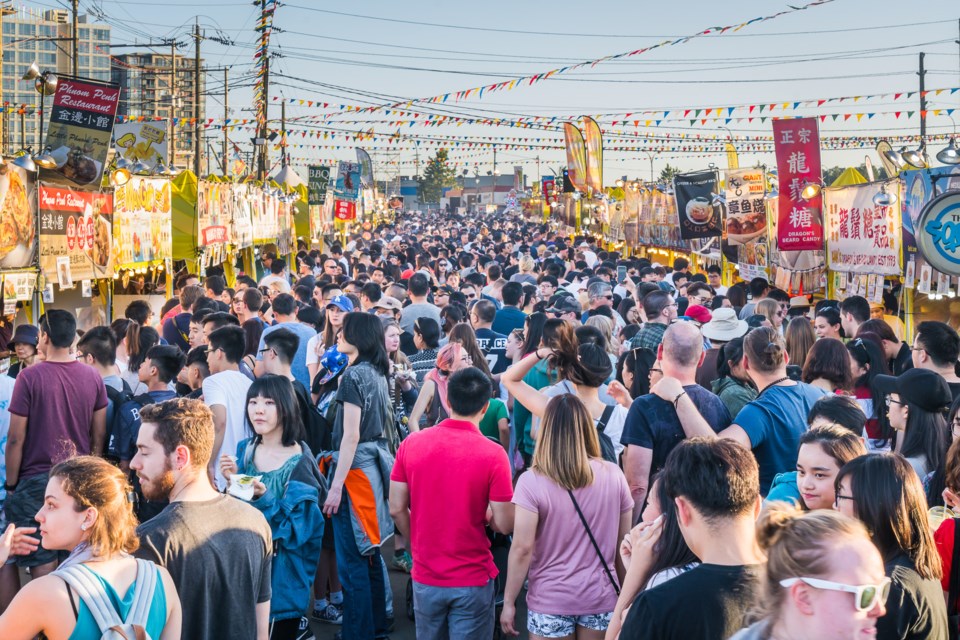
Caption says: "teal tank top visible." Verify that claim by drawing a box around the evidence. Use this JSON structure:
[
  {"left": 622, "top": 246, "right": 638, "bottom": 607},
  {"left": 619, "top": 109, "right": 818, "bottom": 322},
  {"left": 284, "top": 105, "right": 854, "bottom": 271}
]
[{"left": 67, "top": 564, "right": 167, "bottom": 639}]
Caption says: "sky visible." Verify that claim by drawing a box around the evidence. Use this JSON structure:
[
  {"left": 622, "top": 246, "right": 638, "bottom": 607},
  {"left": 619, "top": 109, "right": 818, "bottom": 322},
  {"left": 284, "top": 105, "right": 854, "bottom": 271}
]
[{"left": 32, "top": 0, "right": 960, "bottom": 184}]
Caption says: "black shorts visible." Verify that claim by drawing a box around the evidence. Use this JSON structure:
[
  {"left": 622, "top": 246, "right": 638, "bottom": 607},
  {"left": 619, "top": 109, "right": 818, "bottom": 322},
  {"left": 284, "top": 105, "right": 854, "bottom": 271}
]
[
  {"left": 322, "top": 513, "right": 335, "bottom": 550},
  {"left": 4, "top": 473, "right": 58, "bottom": 567}
]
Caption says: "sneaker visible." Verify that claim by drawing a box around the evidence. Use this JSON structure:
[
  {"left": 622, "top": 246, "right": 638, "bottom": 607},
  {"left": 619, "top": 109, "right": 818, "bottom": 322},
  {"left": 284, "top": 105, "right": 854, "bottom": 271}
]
[
  {"left": 391, "top": 550, "right": 413, "bottom": 573},
  {"left": 295, "top": 616, "right": 315, "bottom": 640},
  {"left": 311, "top": 603, "right": 343, "bottom": 625}
]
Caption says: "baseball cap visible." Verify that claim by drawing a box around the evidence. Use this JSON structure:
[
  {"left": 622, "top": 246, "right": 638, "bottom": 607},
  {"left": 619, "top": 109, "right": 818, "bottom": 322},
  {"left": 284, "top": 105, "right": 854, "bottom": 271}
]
[
  {"left": 683, "top": 304, "right": 712, "bottom": 325},
  {"left": 374, "top": 296, "right": 402, "bottom": 311},
  {"left": 317, "top": 345, "right": 348, "bottom": 385},
  {"left": 546, "top": 296, "right": 582, "bottom": 315},
  {"left": 325, "top": 295, "right": 354, "bottom": 313},
  {"left": 874, "top": 368, "right": 953, "bottom": 413}
]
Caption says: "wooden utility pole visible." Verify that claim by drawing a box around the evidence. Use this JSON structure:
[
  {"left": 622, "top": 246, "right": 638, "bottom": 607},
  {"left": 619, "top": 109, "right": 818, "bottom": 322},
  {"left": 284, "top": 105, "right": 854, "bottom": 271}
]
[
  {"left": 280, "top": 99, "right": 286, "bottom": 168},
  {"left": 193, "top": 19, "right": 201, "bottom": 178},
  {"left": 170, "top": 41, "right": 176, "bottom": 169},
  {"left": 919, "top": 52, "right": 927, "bottom": 141},
  {"left": 71, "top": 0, "right": 78, "bottom": 75},
  {"left": 222, "top": 67, "right": 228, "bottom": 174}
]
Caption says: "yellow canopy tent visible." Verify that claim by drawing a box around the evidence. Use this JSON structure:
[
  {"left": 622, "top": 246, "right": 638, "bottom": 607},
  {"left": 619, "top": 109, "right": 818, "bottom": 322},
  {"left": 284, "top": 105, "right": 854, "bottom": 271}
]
[
  {"left": 830, "top": 167, "right": 867, "bottom": 188},
  {"left": 170, "top": 170, "right": 198, "bottom": 271}
]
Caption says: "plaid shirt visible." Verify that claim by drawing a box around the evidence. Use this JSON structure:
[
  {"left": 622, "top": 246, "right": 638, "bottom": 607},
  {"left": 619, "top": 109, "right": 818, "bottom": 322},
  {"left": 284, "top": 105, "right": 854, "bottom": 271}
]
[{"left": 629, "top": 322, "right": 668, "bottom": 352}]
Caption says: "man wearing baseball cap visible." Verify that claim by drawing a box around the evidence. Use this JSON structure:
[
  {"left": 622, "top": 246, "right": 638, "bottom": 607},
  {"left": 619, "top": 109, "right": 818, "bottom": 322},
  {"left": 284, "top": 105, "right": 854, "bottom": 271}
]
[{"left": 545, "top": 295, "right": 581, "bottom": 324}]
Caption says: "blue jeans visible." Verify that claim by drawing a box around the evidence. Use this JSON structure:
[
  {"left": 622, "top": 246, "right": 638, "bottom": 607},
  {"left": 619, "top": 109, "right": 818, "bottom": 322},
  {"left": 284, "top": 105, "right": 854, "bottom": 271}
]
[
  {"left": 332, "top": 492, "right": 389, "bottom": 640},
  {"left": 412, "top": 579, "right": 495, "bottom": 640}
]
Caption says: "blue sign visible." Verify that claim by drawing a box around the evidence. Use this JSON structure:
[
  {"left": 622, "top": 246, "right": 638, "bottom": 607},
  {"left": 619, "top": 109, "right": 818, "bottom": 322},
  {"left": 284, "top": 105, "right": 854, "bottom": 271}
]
[{"left": 918, "top": 190, "right": 960, "bottom": 276}]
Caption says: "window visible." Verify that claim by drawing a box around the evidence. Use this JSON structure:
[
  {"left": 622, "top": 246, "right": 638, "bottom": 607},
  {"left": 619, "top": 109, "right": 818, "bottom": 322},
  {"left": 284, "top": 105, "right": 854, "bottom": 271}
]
[
  {"left": 2, "top": 51, "right": 11, "bottom": 63},
  {"left": 40, "top": 53, "right": 56, "bottom": 65},
  {"left": 79, "top": 27, "right": 89, "bottom": 40},
  {"left": 93, "top": 28, "right": 109, "bottom": 42},
  {"left": 2, "top": 23, "right": 14, "bottom": 35},
  {"left": 79, "top": 55, "right": 90, "bottom": 68},
  {"left": 18, "top": 23, "right": 35, "bottom": 36}
]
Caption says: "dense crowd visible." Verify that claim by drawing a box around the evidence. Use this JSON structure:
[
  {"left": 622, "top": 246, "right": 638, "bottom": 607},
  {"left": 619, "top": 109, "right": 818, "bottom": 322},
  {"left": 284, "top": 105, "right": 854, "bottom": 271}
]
[{"left": 0, "top": 207, "right": 954, "bottom": 640}]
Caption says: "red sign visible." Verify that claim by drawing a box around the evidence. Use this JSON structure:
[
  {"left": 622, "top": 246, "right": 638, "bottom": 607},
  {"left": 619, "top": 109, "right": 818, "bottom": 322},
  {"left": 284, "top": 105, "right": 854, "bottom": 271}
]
[
  {"left": 542, "top": 177, "right": 557, "bottom": 208},
  {"left": 773, "top": 118, "right": 823, "bottom": 251},
  {"left": 334, "top": 199, "right": 356, "bottom": 220},
  {"left": 201, "top": 226, "right": 227, "bottom": 245}
]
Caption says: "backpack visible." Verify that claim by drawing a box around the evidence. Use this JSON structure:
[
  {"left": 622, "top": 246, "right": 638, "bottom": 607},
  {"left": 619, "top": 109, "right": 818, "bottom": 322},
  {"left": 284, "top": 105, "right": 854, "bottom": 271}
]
[
  {"left": 54, "top": 558, "right": 158, "bottom": 640},
  {"left": 105, "top": 381, "right": 135, "bottom": 464},
  {"left": 595, "top": 405, "right": 618, "bottom": 464}
]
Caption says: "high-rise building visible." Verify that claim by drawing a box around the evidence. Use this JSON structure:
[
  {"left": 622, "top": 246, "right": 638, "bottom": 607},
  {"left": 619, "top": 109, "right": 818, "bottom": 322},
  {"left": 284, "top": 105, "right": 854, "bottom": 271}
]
[
  {"left": 1, "top": 7, "right": 111, "bottom": 152},
  {"left": 111, "top": 52, "right": 204, "bottom": 171}
]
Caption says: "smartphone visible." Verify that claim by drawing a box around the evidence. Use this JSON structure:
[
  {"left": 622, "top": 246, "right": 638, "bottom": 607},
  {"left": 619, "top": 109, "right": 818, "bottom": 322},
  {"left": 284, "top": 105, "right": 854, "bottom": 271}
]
[{"left": 617, "top": 265, "right": 627, "bottom": 283}]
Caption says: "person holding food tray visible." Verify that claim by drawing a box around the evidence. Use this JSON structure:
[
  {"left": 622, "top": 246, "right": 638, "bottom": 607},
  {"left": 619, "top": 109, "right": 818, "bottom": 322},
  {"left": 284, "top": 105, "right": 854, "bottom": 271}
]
[{"left": 220, "top": 375, "right": 326, "bottom": 640}]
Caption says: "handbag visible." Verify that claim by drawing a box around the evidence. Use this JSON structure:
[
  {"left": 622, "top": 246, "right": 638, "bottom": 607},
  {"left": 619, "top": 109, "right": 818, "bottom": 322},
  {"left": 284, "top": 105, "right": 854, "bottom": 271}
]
[
  {"left": 949, "top": 518, "right": 960, "bottom": 640},
  {"left": 568, "top": 488, "right": 620, "bottom": 595}
]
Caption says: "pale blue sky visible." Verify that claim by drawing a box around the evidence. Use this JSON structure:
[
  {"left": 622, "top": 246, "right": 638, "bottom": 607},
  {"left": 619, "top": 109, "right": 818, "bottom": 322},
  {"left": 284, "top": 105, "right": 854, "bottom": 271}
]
[{"left": 39, "top": 0, "right": 960, "bottom": 181}]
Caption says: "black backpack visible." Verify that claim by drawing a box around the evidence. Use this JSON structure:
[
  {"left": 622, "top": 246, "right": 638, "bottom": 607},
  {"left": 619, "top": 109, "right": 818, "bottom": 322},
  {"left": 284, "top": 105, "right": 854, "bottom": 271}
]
[
  {"left": 595, "top": 405, "right": 618, "bottom": 464},
  {"left": 105, "top": 380, "right": 135, "bottom": 464}
]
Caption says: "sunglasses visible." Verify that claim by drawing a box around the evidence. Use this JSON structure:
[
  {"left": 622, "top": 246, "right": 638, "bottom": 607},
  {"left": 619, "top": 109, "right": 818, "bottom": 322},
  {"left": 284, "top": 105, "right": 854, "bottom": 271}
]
[{"left": 779, "top": 577, "right": 891, "bottom": 612}]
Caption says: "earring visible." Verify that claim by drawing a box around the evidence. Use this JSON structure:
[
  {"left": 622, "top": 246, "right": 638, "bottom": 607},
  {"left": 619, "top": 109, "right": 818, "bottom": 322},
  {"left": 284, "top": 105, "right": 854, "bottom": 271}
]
[{"left": 80, "top": 523, "right": 88, "bottom": 531}]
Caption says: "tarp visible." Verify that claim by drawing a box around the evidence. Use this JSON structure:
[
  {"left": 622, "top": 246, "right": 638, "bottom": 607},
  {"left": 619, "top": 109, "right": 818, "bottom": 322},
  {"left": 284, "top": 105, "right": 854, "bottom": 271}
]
[
  {"left": 171, "top": 170, "right": 198, "bottom": 263},
  {"left": 830, "top": 167, "right": 867, "bottom": 188},
  {"left": 293, "top": 183, "right": 309, "bottom": 241}
]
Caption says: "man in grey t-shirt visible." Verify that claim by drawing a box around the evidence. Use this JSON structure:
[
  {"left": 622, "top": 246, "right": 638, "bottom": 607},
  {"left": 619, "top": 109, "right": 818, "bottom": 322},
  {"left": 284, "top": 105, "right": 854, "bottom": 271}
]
[
  {"left": 400, "top": 273, "right": 442, "bottom": 334},
  {"left": 132, "top": 398, "right": 272, "bottom": 640}
]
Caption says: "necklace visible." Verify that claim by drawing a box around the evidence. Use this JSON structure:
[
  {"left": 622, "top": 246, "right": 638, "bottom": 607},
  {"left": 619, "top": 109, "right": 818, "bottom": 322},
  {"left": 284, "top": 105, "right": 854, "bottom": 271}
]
[{"left": 758, "top": 376, "right": 791, "bottom": 396}]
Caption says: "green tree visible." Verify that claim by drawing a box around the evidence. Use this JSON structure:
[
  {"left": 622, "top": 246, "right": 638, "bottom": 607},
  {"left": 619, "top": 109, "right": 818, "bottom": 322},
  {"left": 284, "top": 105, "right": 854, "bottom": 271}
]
[
  {"left": 417, "top": 148, "right": 459, "bottom": 204},
  {"left": 658, "top": 163, "right": 680, "bottom": 184}
]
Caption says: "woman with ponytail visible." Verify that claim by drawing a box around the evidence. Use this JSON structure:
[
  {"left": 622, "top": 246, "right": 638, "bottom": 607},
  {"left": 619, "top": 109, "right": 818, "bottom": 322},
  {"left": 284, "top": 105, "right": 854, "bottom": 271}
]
[
  {"left": 121, "top": 323, "right": 160, "bottom": 395},
  {"left": 729, "top": 503, "right": 887, "bottom": 640}
]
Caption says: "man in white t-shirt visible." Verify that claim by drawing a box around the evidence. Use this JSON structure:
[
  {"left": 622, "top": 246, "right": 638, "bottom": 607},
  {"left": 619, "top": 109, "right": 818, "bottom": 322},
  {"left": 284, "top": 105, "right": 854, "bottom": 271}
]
[{"left": 202, "top": 325, "right": 252, "bottom": 490}]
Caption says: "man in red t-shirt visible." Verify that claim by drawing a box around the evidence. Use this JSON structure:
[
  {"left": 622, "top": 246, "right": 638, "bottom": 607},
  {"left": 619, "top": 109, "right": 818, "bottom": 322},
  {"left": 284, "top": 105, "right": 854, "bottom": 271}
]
[{"left": 390, "top": 367, "right": 514, "bottom": 640}]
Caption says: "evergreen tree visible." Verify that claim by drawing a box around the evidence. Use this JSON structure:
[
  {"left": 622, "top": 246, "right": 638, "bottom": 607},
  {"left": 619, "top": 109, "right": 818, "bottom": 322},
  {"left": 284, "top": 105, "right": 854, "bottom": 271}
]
[{"left": 418, "top": 148, "right": 458, "bottom": 204}]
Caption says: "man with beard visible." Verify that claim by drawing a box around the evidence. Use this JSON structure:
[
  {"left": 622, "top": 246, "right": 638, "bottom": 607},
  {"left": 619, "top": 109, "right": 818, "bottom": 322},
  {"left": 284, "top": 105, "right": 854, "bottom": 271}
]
[{"left": 131, "top": 398, "right": 273, "bottom": 640}]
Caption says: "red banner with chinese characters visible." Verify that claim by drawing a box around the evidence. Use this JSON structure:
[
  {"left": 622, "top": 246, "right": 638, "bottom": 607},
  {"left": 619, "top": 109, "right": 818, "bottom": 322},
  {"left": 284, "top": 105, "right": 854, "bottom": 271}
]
[
  {"left": 773, "top": 118, "right": 823, "bottom": 251},
  {"left": 334, "top": 199, "right": 356, "bottom": 220}
]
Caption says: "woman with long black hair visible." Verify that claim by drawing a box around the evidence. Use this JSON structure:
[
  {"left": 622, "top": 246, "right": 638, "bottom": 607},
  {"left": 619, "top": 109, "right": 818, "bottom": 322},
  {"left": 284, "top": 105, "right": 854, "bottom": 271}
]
[
  {"left": 220, "top": 375, "right": 325, "bottom": 639},
  {"left": 321, "top": 312, "right": 394, "bottom": 640},
  {"left": 847, "top": 336, "right": 891, "bottom": 451}
]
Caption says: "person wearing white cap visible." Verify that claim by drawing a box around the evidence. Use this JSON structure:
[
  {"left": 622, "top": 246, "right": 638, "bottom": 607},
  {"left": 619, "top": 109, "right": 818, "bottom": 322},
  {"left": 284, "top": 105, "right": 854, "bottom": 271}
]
[
  {"left": 578, "top": 241, "right": 598, "bottom": 268},
  {"left": 696, "top": 308, "right": 749, "bottom": 390}
]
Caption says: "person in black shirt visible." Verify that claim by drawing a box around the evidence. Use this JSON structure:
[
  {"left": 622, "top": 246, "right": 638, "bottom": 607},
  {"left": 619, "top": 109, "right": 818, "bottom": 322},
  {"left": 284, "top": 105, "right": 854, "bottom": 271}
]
[
  {"left": 612, "top": 438, "right": 764, "bottom": 640},
  {"left": 911, "top": 321, "right": 960, "bottom": 403}
]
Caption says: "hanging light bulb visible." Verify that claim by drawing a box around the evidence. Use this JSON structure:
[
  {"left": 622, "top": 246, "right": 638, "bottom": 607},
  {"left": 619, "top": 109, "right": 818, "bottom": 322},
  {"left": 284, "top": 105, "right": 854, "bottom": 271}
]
[
  {"left": 12, "top": 154, "right": 36, "bottom": 172},
  {"left": 872, "top": 183, "right": 897, "bottom": 207},
  {"left": 800, "top": 181, "right": 822, "bottom": 200},
  {"left": 34, "top": 148, "right": 57, "bottom": 169},
  {"left": 130, "top": 160, "right": 149, "bottom": 175},
  {"left": 882, "top": 147, "right": 905, "bottom": 170},
  {"left": 111, "top": 167, "right": 131, "bottom": 186},
  {"left": 901, "top": 145, "right": 926, "bottom": 169},
  {"left": 937, "top": 138, "right": 960, "bottom": 165}
]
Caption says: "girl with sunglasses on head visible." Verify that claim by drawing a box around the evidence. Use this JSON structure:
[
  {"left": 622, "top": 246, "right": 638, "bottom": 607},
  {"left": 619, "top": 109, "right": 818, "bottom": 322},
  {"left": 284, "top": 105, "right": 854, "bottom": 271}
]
[
  {"left": 729, "top": 503, "right": 887, "bottom": 640},
  {"left": 835, "top": 454, "right": 948, "bottom": 640}
]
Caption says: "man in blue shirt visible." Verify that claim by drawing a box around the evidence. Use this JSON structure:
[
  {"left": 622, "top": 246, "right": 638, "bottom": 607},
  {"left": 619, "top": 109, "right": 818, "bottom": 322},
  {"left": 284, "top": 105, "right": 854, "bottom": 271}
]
[
  {"left": 256, "top": 293, "right": 317, "bottom": 390},
  {"left": 491, "top": 281, "right": 527, "bottom": 336}
]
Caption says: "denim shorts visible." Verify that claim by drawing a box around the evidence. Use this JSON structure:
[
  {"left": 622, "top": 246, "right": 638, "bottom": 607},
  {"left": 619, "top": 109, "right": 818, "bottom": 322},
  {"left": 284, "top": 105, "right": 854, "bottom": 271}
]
[
  {"left": 528, "top": 609, "right": 614, "bottom": 638},
  {"left": 3, "top": 473, "right": 58, "bottom": 567}
]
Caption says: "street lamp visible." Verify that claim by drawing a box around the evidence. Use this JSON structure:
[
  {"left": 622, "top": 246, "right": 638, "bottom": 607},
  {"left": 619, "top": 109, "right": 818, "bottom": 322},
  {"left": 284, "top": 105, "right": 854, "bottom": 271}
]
[{"left": 21, "top": 62, "right": 57, "bottom": 165}]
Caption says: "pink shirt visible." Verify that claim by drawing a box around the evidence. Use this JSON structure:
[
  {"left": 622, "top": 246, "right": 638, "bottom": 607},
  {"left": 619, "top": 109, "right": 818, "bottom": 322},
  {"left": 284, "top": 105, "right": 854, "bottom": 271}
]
[
  {"left": 513, "top": 459, "right": 632, "bottom": 615},
  {"left": 391, "top": 418, "right": 513, "bottom": 587}
]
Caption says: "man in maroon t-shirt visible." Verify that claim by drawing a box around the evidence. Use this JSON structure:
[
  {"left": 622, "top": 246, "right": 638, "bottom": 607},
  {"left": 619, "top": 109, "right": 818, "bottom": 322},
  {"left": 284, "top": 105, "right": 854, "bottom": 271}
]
[
  {"left": 1, "top": 309, "right": 107, "bottom": 602},
  {"left": 390, "top": 367, "right": 514, "bottom": 640}
]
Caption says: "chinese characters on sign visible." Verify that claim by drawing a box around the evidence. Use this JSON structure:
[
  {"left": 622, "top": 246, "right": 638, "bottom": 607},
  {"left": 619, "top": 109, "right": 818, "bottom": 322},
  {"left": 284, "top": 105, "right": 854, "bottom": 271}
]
[
  {"left": 38, "top": 184, "right": 113, "bottom": 281},
  {"left": 773, "top": 118, "right": 823, "bottom": 251},
  {"left": 334, "top": 199, "right": 356, "bottom": 220},
  {"left": 45, "top": 78, "right": 121, "bottom": 186},
  {"left": 308, "top": 166, "right": 330, "bottom": 205},
  {"left": 824, "top": 180, "right": 900, "bottom": 275},
  {"left": 724, "top": 169, "right": 768, "bottom": 280}
]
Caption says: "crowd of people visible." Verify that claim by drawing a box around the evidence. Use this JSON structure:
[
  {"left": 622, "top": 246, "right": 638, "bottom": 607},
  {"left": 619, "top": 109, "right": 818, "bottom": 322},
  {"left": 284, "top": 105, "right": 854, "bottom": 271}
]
[{"left": 0, "top": 207, "right": 954, "bottom": 640}]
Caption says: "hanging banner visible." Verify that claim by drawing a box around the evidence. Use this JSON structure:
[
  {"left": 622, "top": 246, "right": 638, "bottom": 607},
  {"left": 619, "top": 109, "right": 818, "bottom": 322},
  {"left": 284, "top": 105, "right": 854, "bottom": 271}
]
[
  {"left": 824, "top": 180, "right": 900, "bottom": 275},
  {"left": 773, "top": 117, "right": 823, "bottom": 251},
  {"left": 196, "top": 181, "right": 231, "bottom": 247},
  {"left": 638, "top": 188, "right": 684, "bottom": 251},
  {"left": 0, "top": 164, "right": 37, "bottom": 269},
  {"left": 112, "top": 177, "right": 172, "bottom": 266},
  {"left": 563, "top": 123, "right": 587, "bottom": 192},
  {"left": 724, "top": 168, "right": 768, "bottom": 274},
  {"left": 673, "top": 170, "right": 723, "bottom": 240},
  {"left": 356, "top": 148, "right": 374, "bottom": 187},
  {"left": 725, "top": 142, "right": 740, "bottom": 170},
  {"left": 308, "top": 165, "right": 330, "bottom": 205},
  {"left": 582, "top": 116, "right": 603, "bottom": 194},
  {"left": 277, "top": 198, "right": 295, "bottom": 255},
  {"left": 513, "top": 166, "right": 524, "bottom": 191},
  {"left": 112, "top": 121, "right": 168, "bottom": 165},
  {"left": 232, "top": 183, "right": 254, "bottom": 250},
  {"left": 254, "top": 188, "right": 279, "bottom": 242},
  {"left": 45, "top": 78, "right": 121, "bottom": 187},
  {"left": 542, "top": 176, "right": 557, "bottom": 208},
  {"left": 388, "top": 196, "right": 404, "bottom": 210},
  {"left": 334, "top": 161, "right": 361, "bottom": 200},
  {"left": 38, "top": 185, "right": 113, "bottom": 281},
  {"left": 334, "top": 199, "right": 356, "bottom": 220}
]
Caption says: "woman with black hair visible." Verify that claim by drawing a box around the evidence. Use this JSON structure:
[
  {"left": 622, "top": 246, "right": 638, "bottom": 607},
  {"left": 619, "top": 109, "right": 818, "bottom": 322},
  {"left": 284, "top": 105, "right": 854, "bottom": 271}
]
[
  {"left": 121, "top": 323, "right": 160, "bottom": 394},
  {"left": 875, "top": 368, "right": 952, "bottom": 485},
  {"left": 802, "top": 338, "right": 853, "bottom": 394},
  {"left": 814, "top": 306, "right": 844, "bottom": 341},
  {"left": 847, "top": 336, "right": 891, "bottom": 452},
  {"left": 836, "top": 454, "right": 948, "bottom": 640},
  {"left": 519, "top": 312, "right": 547, "bottom": 358},
  {"left": 321, "top": 312, "right": 394, "bottom": 640},
  {"left": 220, "top": 374, "right": 326, "bottom": 639},
  {"left": 711, "top": 337, "right": 757, "bottom": 419},
  {"left": 616, "top": 347, "right": 657, "bottom": 400}
]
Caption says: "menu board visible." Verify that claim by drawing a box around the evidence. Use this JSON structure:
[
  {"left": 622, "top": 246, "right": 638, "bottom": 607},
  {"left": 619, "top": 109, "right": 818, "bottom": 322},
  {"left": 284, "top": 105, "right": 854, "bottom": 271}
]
[
  {"left": 39, "top": 185, "right": 113, "bottom": 281},
  {"left": 196, "top": 181, "right": 230, "bottom": 247},
  {"left": 113, "top": 177, "right": 172, "bottom": 266},
  {"left": 0, "top": 165, "right": 37, "bottom": 269},
  {"left": 232, "top": 183, "right": 254, "bottom": 250}
]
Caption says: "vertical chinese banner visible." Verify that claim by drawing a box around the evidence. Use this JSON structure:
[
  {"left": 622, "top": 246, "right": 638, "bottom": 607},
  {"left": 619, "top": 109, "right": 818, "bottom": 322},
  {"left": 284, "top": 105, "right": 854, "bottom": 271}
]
[
  {"left": 334, "top": 199, "right": 356, "bottom": 220},
  {"left": 45, "top": 78, "right": 121, "bottom": 187},
  {"left": 773, "top": 118, "right": 823, "bottom": 251},
  {"left": 541, "top": 177, "right": 556, "bottom": 209}
]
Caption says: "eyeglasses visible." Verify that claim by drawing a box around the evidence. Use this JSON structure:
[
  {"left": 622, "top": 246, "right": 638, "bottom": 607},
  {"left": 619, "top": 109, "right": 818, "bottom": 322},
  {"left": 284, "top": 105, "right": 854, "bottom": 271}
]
[
  {"left": 75, "top": 351, "right": 85, "bottom": 360},
  {"left": 779, "top": 577, "right": 891, "bottom": 612},
  {"left": 834, "top": 494, "right": 856, "bottom": 506},
  {"left": 650, "top": 368, "right": 663, "bottom": 375},
  {"left": 884, "top": 396, "right": 906, "bottom": 408},
  {"left": 258, "top": 347, "right": 273, "bottom": 356}
]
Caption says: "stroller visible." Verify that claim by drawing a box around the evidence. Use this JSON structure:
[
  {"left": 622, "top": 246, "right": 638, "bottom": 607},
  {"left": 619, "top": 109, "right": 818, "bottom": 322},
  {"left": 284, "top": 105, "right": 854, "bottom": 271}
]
[{"left": 405, "top": 528, "right": 512, "bottom": 639}]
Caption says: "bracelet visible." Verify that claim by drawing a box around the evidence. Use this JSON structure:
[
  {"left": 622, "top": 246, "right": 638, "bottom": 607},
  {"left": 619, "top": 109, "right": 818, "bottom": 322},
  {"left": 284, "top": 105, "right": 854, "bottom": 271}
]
[
  {"left": 672, "top": 391, "right": 687, "bottom": 408},
  {"left": 4, "top": 482, "right": 17, "bottom": 492}
]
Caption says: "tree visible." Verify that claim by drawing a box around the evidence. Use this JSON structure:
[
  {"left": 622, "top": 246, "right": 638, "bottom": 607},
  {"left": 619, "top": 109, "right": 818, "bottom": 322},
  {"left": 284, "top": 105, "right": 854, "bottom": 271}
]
[
  {"left": 417, "top": 148, "right": 459, "bottom": 204},
  {"left": 658, "top": 163, "right": 680, "bottom": 184}
]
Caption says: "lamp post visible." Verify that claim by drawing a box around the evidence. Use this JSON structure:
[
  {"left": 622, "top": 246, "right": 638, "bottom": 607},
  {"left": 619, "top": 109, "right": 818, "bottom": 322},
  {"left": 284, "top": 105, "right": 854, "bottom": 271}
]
[{"left": 17, "top": 62, "right": 57, "bottom": 168}]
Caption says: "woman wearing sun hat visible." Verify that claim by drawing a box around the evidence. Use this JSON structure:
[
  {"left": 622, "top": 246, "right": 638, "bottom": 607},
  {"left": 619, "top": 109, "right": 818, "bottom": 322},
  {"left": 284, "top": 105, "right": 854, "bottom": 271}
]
[
  {"left": 696, "top": 307, "right": 749, "bottom": 390},
  {"left": 7, "top": 324, "right": 38, "bottom": 379}
]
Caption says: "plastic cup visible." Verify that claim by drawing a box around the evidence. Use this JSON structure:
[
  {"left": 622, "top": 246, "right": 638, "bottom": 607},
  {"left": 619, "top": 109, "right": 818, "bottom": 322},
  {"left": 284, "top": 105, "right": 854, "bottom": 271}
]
[{"left": 928, "top": 506, "right": 952, "bottom": 532}]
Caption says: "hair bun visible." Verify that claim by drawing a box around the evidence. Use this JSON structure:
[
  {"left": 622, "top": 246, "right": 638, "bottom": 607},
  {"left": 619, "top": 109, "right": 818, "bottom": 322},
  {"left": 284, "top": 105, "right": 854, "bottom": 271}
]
[
  {"left": 763, "top": 342, "right": 781, "bottom": 355},
  {"left": 755, "top": 501, "right": 803, "bottom": 550}
]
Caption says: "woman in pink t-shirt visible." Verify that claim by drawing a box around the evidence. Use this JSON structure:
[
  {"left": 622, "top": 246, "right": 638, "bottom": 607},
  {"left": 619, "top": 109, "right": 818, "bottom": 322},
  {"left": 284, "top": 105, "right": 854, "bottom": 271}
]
[{"left": 501, "top": 394, "right": 632, "bottom": 639}]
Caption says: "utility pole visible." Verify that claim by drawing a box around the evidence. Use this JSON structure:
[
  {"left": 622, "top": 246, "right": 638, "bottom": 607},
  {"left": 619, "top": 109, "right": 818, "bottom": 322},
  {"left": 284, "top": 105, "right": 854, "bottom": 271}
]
[
  {"left": 258, "top": 57, "right": 269, "bottom": 180},
  {"left": 919, "top": 52, "right": 927, "bottom": 142},
  {"left": 193, "top": 19, "right": 201, "bottom": 178},
  {"left": 280, "top": 98, "right": 286, "bottom": 167},
  {"left": 71, "top": 0, "right": 78, "bottom": 76},
  {"left": 222, "top": 67, "right": 228, "bottom": 174},
  {"left": 170, "top": 41, "right": 176, "bottom": 169}
]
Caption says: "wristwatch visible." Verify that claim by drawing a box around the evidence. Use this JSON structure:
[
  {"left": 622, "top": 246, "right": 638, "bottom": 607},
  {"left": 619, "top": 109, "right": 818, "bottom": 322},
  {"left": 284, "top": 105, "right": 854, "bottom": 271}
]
[{"left": 4, "top": 482, "right": 17, "bottom": 492}]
